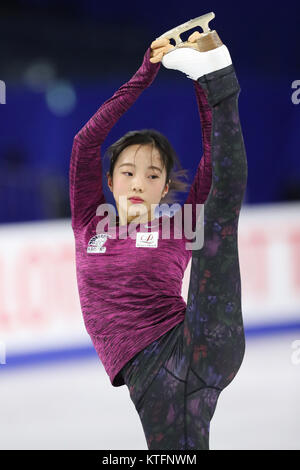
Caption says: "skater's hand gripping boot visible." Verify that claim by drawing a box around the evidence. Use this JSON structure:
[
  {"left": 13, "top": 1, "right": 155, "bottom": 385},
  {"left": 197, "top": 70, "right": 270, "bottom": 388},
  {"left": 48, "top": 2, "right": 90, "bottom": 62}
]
[{"left": 151, "top": 12, "right": 232, "bottom": 80}]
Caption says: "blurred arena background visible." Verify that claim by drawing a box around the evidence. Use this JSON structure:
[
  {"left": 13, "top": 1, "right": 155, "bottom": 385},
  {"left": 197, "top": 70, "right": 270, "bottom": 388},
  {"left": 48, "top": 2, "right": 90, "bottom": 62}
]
[{"left": 0, "top": 0, "right": 299, "bottom": 450}]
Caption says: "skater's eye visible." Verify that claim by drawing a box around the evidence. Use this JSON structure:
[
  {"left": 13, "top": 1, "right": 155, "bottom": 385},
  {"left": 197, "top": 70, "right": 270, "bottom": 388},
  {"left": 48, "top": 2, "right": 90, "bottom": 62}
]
[{"left": 122, "top": 172, "right": 158, "bottom": 179}]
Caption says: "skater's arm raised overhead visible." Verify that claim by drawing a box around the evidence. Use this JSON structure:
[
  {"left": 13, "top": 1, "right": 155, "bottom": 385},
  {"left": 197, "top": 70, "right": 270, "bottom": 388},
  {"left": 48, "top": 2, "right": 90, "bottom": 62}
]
[
  {"left": 182, "top": 81, "right": 213, "bottom": 233},
  {"left": 162, "top": 30, "right": 213, "bottom": 233},
  {"left": 69, "top": 46, "right": 161, "bottom": 231}
]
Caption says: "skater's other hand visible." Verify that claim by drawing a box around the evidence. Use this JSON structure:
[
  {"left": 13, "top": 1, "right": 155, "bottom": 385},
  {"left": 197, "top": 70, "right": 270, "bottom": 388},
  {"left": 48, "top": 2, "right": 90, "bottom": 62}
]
[
  {"left": 149, "top": 31, "right": 202, "bottom": 63},
  {"left": 187, "top": 31, "right": 202, "bottom": 43},
  {"left": 150, "top": 38, "right": 174, "bottom": 63}
]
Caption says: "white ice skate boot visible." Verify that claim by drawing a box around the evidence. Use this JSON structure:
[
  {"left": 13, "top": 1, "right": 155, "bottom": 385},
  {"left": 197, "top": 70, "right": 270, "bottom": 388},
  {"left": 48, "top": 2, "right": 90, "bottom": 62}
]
[{"left": 154, "top": 12, "right": 232, "bottom": 80}]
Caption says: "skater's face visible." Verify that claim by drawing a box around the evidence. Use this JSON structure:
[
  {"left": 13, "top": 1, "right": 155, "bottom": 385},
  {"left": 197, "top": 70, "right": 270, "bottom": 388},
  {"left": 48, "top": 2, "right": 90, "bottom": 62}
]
[{"left": 107, "top": 144, "right": 170, "bottom": 226}]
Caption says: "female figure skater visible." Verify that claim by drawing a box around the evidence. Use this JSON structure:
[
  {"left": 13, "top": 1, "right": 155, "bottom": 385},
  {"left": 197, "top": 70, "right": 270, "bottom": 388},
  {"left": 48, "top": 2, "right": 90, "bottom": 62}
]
[{"left": 69, "top": 26, "right": 247, "bottom": 450}]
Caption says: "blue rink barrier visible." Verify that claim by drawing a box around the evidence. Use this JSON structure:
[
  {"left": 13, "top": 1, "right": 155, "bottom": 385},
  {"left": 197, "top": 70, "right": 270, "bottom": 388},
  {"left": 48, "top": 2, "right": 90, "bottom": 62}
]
[
  {"left": 1, "top": 321, "right": 300, "bottom": 372},
  {"left": 245, "top": 320, "right": 300, "bottom": 337}
]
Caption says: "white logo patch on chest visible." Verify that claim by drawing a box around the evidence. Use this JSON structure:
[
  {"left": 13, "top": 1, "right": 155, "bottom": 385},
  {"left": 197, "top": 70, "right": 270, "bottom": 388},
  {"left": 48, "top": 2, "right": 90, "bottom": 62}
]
[
  {"left": 87, "top": 234, "right": 110, "bottom": 253},
  {"left": 136, "top": 231, "right": 158, "bottom": 248}
]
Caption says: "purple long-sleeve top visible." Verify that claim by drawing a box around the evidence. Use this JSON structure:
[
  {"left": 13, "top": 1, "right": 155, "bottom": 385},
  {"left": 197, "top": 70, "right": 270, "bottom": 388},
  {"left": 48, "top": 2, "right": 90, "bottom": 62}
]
[{"left": 69, "top": 46, "right": 212, "bottom": 387}]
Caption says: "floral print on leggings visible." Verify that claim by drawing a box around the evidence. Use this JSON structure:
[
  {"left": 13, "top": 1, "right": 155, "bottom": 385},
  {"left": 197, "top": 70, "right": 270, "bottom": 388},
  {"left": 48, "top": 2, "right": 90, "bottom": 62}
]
[{"left": 121, "top": 63, "right": 248, "bottom": 450}]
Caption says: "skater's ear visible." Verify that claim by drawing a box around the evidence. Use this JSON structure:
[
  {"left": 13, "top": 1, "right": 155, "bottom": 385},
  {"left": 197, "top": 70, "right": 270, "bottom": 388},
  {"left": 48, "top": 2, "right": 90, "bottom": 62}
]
[
  {"left": 161, "top": 178, "right": 171, "bottom": 199},
  {"left": 107, "top": 171, "right": 113, "bottom": 192}
]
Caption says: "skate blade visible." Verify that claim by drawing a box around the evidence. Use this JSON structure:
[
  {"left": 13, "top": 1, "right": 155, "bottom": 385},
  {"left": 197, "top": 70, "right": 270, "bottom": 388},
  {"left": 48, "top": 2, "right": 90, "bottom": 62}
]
[
  {"left": 156, "top": 12, "right": 223, "bottom": 55},
  {"left": 155, "top": 12, "right": 215, "bottom": 46}
]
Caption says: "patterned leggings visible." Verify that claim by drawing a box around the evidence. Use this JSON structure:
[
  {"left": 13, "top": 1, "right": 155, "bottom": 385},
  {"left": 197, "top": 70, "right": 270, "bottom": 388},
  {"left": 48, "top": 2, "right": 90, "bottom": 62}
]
[{"left": 121, "top": 64, "right": 248, "bottom": 450}]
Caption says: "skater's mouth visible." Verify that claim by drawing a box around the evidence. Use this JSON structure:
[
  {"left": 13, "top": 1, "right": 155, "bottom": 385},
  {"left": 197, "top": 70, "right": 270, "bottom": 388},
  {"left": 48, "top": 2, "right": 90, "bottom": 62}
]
[{"left": 129, "top": 197, "right": 144, "bottom": 203}]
